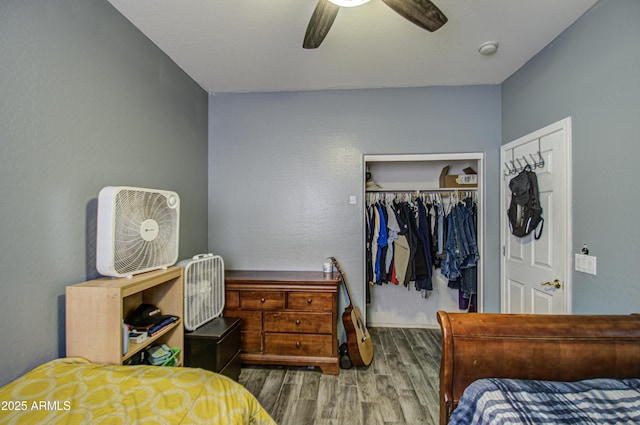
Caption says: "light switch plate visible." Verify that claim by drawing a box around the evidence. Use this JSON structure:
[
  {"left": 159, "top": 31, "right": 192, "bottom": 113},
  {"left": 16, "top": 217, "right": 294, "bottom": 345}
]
[{"left": 575, "top": 253, "right": 597, "bottom": 275}]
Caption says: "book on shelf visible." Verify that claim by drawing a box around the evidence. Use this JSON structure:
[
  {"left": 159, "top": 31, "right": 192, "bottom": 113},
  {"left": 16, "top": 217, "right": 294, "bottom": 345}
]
[{"left": 133, "top": 315, "right": 179, "bottom": 337}]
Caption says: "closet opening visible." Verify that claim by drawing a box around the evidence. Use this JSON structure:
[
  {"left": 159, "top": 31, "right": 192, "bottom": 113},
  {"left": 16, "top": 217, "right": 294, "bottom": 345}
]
[{"left": 363, "top": 153, "right": 484, "bottom": 329}]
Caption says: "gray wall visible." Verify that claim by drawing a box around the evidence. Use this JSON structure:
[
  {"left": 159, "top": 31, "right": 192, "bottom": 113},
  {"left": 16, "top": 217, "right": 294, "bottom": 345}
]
[
  {"left": 502, "top": 0, "right": 640, "bottom": 313},
  {"left": 0, "top": 0, "right": 208, "bottom": 386},
  {"left": 208, "top": 86, "right": 502, "bottom": 322}
]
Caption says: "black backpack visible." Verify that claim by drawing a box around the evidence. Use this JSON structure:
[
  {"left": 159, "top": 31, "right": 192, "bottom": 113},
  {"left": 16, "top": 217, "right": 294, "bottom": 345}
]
[{"left": 507, "top": 166, "right": 544, "bottom": 239}]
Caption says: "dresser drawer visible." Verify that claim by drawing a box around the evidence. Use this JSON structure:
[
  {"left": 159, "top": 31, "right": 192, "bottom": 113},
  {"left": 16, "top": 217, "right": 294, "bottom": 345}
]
[
  {"left": 224, "top": 309, "right": 262, "bottom": 331},
  {"left": 264, "top": 311, "right": 333, "bottom": 334},
  {"left": 184, "top": 317, "right": 241, "bottom": 377},
  {"left": 240, "top": 291, "right": 285, "bottom": 310},
  {"left": 241, "top": 331, "right": 263, "bottom": 353},
  {"left": 225, "top": 291, "right": 240, "bottom": 309},
  {"left": 264, "top": 333, "right": 333, "bottom": 357},
  {"left": 288, "top": 292, "right": 333, "bottom": 311}
]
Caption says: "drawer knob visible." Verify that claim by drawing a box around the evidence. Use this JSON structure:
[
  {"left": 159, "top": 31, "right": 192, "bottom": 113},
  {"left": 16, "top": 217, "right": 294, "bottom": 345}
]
[
  {"left": 261, "top": 298, "right": 266, "bottom": 303},
  {"left": 295, "top": 319, "right": 301, "bottom": 325},
  {"left": 307, "top": 298, "right": 312, "bottom": 304},
  {"left": 295, "top": 341, "right": 301, "bottom": 348}
]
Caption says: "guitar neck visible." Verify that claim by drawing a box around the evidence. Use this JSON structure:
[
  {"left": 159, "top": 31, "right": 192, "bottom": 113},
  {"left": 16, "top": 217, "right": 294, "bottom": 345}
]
[{"left": 330, "top": 257, "right": 354, "bottom": 305}]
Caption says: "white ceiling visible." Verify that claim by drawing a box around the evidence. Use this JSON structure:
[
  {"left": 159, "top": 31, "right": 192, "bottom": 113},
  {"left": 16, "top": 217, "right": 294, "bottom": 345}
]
[{"left": 107, "top": 0, "right": 598, "bottom": 93}]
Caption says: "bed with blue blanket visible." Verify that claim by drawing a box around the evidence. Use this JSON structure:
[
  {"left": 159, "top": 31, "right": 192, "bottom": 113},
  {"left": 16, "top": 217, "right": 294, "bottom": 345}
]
[
  {"left": 449, "top": 377, "right": 640, "bottom": 424},
  {"left": 437, "top": 311, "right": 640, "bottom": 425}
]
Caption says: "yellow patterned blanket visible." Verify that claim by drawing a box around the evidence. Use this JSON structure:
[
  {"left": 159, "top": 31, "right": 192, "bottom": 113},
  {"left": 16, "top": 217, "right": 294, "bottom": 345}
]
[{"left": 0, "top": 357, "right": 276, "bottom": 425}]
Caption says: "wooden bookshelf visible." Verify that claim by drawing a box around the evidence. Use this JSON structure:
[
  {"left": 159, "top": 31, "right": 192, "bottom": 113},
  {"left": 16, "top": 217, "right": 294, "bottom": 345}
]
[{"left": 66, "top": 267, "right": 184, "bottom": 365}]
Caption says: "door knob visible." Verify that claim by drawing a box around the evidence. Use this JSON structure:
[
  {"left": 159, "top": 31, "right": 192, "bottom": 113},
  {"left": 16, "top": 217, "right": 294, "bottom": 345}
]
[{"left": 541, "top": 279, "right": 562, "bottom": 289}]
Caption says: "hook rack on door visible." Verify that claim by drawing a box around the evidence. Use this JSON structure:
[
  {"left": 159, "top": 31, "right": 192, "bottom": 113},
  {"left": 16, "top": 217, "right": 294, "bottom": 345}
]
[{"left": 504, "top": 141, "right": 545, "bottom": 176}]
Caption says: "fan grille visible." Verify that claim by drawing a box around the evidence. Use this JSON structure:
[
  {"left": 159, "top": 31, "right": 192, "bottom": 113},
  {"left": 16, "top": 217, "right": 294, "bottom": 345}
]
[
  {"left": 112, "top": 189, "right": 179, "bottom": 276},
  {"left": 183, "top": 255, "right": 225, "bottom": 331}
]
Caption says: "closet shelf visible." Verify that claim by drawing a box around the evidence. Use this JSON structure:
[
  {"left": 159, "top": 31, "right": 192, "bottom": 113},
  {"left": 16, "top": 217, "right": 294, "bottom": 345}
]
[{"left": 366, "top": 187, "right": 478, "bottom": 193}]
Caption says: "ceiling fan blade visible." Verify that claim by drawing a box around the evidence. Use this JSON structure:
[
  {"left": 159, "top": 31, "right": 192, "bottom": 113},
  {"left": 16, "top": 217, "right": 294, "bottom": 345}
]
[
  {"left": 303, "top": 0, "right": 340, "bottom": 49},
  {"left": 381, "top": 0, "right": 447, "bottom": 32}
]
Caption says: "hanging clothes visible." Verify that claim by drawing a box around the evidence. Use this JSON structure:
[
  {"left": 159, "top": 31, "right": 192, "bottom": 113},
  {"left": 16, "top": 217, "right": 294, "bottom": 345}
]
[
  {"left": 414, "top": 198, "right": 433, "bottom": 292},
  {"left": 396, "top": 201, "right": 418, "bottom": 287},
  {"left": 365, "top": 207, "right": 373, "bottom": 302},
  {"left": 365, "top": 191, "right": 478, "bottom": 311},
  {"left": 433, "top": 201, "right": 446, "bottom": 268},
  {"left": 385, "top": 204, "right": 400, "bottom": 280},
  {"left": 369, "top": 204, "right": 379, "bottom": 285},
  {"left": 374, "top": 203, "right": 388, "bottom": 284},
  {"left": 440, "top": 197, "right": 479, "bottom": 311},
  {"left": 393, "top": 203, "right": 410, "bottom": 286}
]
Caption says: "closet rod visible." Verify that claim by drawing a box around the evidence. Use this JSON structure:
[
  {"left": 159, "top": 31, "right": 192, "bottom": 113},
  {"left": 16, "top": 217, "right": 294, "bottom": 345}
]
[
  {"left": 366, "top": 191, "right": 476, "bottom": 204},
  {"left": 365, "top": 189, "right": 477, "bottom": 195}
]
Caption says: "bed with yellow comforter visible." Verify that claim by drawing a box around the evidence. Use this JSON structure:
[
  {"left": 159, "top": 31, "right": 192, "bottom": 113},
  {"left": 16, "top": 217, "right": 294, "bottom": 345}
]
[{"left": 0, "top": 357, "right": 275, "bottom": 425}]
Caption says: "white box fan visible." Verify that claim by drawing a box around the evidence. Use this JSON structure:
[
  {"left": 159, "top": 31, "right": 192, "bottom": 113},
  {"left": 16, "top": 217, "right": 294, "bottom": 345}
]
[
  {"left": 96, "top": 186, "right": 180, "bottom": 278},
  {"left": 178, "top": 254, "right": 225, "bottom": 331}
]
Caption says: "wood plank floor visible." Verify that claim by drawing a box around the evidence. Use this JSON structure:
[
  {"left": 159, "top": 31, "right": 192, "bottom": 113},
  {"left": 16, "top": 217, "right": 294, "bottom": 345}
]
[{"left": 238, "top": 327, "right": 442, "bottom": 425}]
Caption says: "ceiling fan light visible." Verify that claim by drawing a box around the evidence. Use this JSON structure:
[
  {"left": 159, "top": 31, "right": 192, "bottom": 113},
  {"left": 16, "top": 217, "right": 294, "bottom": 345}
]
[{"left": 327, "top": 0, "right": 370, "bottom": 7}]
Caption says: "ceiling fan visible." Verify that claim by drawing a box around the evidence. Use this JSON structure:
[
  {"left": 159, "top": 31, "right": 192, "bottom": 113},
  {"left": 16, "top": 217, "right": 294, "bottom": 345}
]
[{"left": 303, "top": 0, "right": 448, "bottom": 49}]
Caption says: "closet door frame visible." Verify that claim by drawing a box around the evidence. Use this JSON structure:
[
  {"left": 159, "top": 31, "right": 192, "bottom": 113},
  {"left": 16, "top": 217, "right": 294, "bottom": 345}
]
[{"left": 363, "top": 153, "right": 485, "bottom": 327}]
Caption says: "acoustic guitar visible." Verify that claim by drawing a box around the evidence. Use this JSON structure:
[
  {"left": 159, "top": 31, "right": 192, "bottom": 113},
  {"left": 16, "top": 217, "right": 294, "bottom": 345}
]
[{"left": 330, "top": 257, "right": 374, "bottom": 367}]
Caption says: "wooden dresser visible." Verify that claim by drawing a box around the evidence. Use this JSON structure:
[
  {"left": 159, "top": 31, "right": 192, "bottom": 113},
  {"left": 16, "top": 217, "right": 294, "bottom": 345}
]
[{"left": 224, "top": 270, "right": 341, "bottom": 375}]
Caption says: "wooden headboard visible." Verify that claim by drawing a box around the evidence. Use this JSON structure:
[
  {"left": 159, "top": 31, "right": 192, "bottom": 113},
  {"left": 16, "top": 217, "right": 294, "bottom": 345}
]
[{"left": 437, "top": 311, "right": 640, "bottom": 425}]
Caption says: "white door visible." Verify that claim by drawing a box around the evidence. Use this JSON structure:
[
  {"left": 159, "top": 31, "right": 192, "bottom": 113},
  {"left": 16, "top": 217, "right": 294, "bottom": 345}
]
[{"left": 500, "top": 117, "right": 572, "bottom": 314}]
